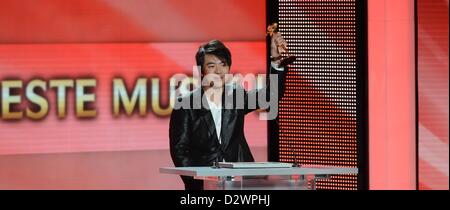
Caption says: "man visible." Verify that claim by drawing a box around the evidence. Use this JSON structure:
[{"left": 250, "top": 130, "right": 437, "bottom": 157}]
[{"left": 169, "top": 40, "right": 286, "bottom": 190}]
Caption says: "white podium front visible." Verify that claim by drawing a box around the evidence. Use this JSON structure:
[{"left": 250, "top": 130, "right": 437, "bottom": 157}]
[{"left": 160, "top": 164, "right": 358, "bottom": 190}]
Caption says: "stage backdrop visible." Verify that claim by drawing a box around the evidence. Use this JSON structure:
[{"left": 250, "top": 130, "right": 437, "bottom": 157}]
[{"left": 0, "top": 0, "right": 267, "bottom": 189}]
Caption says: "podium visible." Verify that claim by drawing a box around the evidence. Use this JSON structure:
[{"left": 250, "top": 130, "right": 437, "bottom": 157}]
[{"left": 160, "top": 164, "right": 358, "bottom": 190}]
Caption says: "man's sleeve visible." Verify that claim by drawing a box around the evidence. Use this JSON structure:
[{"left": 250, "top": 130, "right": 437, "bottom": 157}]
[
  {"left": 243, "top": 72, "right": 286, "bottom": 115},
  {"left": 169, "top": 107, "right": 192, "bottom": 167},
  {"left": 243, "top": 88, "right": 263, "bottom": 115}
]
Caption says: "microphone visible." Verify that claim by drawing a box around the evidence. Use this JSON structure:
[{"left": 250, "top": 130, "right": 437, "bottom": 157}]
[{"left": 290, "top": 145, "right": 301, "bottom": 168}]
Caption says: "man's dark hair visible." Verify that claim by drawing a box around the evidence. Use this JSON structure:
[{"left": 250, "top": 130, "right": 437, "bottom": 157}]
[{"left": 195, "top": 40, "right": 232, "bottom": 71}]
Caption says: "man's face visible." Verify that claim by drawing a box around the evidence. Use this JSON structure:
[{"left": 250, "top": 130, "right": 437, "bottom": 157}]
[{"left": 202, "top": 54, "right": 230, "bottom": 88}]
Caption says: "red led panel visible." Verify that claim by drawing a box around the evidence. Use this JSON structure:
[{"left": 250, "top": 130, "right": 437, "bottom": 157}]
[
  {"left": 417, "top": 0, "right": 449, "bottom": 190},
  {"left": 275, "top": 0, "right": 366, "bottom": 190}
]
